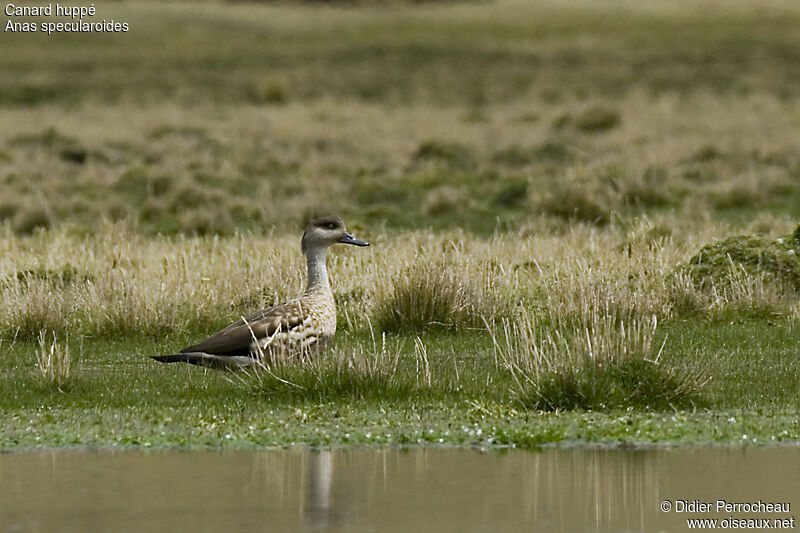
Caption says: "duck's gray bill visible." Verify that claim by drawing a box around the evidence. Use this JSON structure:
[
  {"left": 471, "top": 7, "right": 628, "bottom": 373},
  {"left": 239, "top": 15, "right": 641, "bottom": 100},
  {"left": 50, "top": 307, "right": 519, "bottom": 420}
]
[{"left": 340, "top": 232, "right": 369, "bottom": 246}]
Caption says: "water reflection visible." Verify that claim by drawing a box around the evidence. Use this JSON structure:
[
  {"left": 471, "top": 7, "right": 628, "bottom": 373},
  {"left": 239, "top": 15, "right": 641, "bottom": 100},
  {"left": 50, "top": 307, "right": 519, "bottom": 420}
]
[
  {"left": 0, "top": 447, "right": 797, "bottom": 532},
  {"left": 303, "top": 450, "right": 333, "bottom": 530}
]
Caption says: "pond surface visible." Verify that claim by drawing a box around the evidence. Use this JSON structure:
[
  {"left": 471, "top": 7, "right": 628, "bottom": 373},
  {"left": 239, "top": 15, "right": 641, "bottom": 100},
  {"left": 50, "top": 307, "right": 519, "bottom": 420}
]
[{"left": 0, "top": 446, "right": 798, "bottom": 532}]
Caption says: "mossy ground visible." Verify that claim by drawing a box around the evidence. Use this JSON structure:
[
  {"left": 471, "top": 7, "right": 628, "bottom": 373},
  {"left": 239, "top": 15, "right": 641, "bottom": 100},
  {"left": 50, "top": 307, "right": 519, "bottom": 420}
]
[{"left": 678, "top": 232, "right": 800, "bottom": 291}]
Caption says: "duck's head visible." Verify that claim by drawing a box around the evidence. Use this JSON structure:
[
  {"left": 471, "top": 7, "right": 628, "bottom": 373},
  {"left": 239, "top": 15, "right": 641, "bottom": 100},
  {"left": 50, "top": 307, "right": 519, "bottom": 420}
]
[{"left": 301, "top": 215, "right": 369, "bottom": 254}]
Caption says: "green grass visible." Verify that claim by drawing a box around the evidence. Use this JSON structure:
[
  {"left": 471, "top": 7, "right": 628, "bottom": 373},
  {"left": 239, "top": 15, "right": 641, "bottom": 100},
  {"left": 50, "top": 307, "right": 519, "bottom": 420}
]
[
  {"left": 661, "top": 319, "right": 800, "bottom": 409},
  {"left": 514, "top": 358, "right": 705, "bottom": 411},
  {"left": 0, "top": 318, "right": 798, "bottom": 450}
]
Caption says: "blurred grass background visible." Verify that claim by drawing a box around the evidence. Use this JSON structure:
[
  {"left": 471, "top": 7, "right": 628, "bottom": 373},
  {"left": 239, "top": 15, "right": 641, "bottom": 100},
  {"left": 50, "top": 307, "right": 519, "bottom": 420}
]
[{"left": 1, "top": 0, "right": 799, "bottom": 237}]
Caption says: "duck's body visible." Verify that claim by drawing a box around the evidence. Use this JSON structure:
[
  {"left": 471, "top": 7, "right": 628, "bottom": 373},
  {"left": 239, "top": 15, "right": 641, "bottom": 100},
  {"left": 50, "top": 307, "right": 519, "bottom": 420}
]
[{"left": 152, "top": 216, "right": 368, "bottom": 370}]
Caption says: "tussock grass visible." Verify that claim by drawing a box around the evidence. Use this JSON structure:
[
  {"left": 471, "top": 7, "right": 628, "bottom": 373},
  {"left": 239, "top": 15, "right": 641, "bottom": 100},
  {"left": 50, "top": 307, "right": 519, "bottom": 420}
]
[
  {"left": 491, "top": 309, "right": 709, "bottom": 411},
  {"left": 487, "top": 234, "right": 714, "bottom": 410},
  {"left": 492, "top": 140, "right": 577, "bottom": 168},
  {"left": 245, "top": 336, "right": 415, "bottom": 402},
  {"left": 530, "top": 166, "right": 679, "bottom": 226},
  {"left": 35, "top": 330, "right": 72, "bottom": 390},
  {"left": 525, "top": 357, "right": 709, "bottom": 412},
  {"left": 243, "top": 333, "right": 480, "bottom": 405},
  {"left": 670, "top": 265, "right": 799, "bottom": 320},
  {"left": 372, "top": 261, "right": 501, "bottom": 333},
  {"left": 533, "top": 180, "right": 612, "bottom": 225},
  {"left": 411, "top": 141, "right": 476, "bottom": 171},
  {"left": 553, "top": 104, "right": 621, "bottom": 134}
]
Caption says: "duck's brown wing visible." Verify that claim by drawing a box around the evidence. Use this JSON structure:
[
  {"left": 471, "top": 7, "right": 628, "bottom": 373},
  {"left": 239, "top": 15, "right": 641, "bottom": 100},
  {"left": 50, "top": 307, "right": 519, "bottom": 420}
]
[{"left": 181, "top": 301, "right": 305, "bottom": 357}]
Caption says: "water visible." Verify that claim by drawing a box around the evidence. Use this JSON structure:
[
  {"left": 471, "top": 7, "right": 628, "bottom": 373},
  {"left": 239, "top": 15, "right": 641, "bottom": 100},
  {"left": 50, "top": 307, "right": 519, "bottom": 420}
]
[{"left": 1, "top": 447, "right": 797, "bottom": 532}]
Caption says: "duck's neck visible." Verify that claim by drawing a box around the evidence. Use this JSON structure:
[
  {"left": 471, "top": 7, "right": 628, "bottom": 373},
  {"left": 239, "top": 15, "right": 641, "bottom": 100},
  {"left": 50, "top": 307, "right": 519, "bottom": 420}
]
[{"left": 304, "top": 246, "right": 331, "bottom": 296}]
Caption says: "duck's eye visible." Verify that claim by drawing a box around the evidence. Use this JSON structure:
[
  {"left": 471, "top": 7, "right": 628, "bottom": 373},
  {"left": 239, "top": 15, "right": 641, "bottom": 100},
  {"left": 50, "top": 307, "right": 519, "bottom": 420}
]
[{"left": 327, "top": 223, "right": 336, "bottom": 230}]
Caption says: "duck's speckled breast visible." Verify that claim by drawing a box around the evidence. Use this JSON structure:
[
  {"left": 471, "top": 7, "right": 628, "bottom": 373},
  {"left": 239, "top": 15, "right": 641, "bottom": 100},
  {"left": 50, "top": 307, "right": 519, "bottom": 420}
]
[
  {"left": 253, "top": 292, "right": 337, "bottom": 359},
  {"left": 303, "top": 291, "right": 337, "bottom": 339}
]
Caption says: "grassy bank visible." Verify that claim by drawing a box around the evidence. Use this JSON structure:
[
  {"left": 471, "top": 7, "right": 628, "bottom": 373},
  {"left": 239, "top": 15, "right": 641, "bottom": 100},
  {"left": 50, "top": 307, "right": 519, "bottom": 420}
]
[
  {"left": 1, "top": 322, "right": 799, "bottom": 449},
  {"left": 1, "top": 0, "right": 799, "bottom": 449}
]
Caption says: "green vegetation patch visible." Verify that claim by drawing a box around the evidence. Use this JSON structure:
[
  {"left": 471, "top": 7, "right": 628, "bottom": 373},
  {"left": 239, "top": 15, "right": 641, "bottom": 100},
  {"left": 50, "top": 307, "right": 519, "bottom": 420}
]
[
  {"left": 410, "top": 140, "right": 477, "bottom": 171},
  {"left": 491, "top": 140, "right": 577, "bottom": 167},
  {"left": 534, "top": 181, "right": 612, "bottom": 225},
  {"left": 518, "top": 358, "right": 706, "bottom": 411},
  {"left": 677, "top": 227, "right": 800, "bottom": 291},
  {"left": 0, "top": 316, "right": 798, "bottom": 450}
]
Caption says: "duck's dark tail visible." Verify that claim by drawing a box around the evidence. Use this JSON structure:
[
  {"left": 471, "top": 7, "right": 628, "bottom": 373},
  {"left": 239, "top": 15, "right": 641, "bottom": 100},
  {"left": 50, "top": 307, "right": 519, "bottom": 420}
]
[
  {"left": 151, "top": 354, "right": 193, "bottom": 364},
  {"left": 151, "top": 352, "right": 257, "bottom": 370}
]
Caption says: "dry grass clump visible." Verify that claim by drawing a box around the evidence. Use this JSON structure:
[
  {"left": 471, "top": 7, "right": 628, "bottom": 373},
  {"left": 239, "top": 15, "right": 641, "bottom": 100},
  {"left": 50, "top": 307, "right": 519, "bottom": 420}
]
[
  {"left": 178, "top": 207, "right": 236, "bottom": 237},
  {"left": 9, "top": 127, "right": 82, "bottom": 155},
  {"left": 708, "top": 169, "right": 794, "bottom": 210},
  {"left": 410, "top": 140, "right": 476, "bottom": 170},
  {"left": 534, "top": 240, "right": 678, "bottom": 328},
  {"left": 532, "top": 177, "right": 612, "bottom": 225},
  {"left": 36, "top": 330, "right": 72, "bottom": 390},
  {"left": 746, "top": 212, "right": 797, "bottom": 236},
  {"left": 574, "top": 105, "right": 621, "bottom": 133},
  {"left": 485, "top": 226, "right": 714, "bottom": 410},
  {"left": 669, "top": 261, "right": 799, "bottom": 319},
  {"left": 246, "top": 334, "right": 411, "bottom": 402},
  {"left": 1, "top": 282, "right": 75, "bottom": 340},
  {"left": 13, "top": 205, "right": 52, "bottom": 235},
  {"left": 491, "top": 308, "right": 709, "bottom": 411},
  {"left": 372, "top": 261, "right": 501, "bottom": 333},
  {"left": 530, "top": 166, "right": 677, "bottom": 225},
  {"left": 619, "top": 166, "right": 675, "bottom": 209},
  {"left": 423, "top": 186, "right": 469, "bottom": 216},
  {"left": 491, "top": 140, "right": 577, "bottom": 167},
  {"left": 249, "top": 75, "right": 290, "bottom": 105},
  {"left": 0, "top": 201, "right": 18, "bottom": 222},
  {"left": 718, "top": 266, "right": 800, "bottom": 317},
  {"left": 553, "top": 104, "right": 621, "bottom": 133}
]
